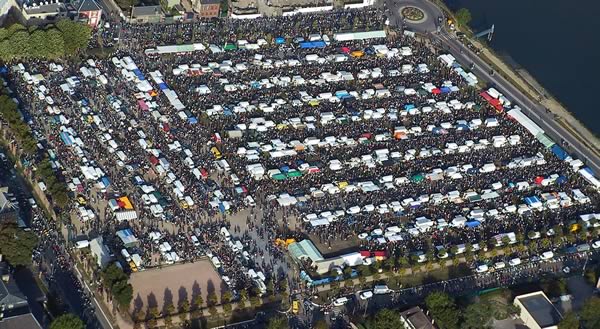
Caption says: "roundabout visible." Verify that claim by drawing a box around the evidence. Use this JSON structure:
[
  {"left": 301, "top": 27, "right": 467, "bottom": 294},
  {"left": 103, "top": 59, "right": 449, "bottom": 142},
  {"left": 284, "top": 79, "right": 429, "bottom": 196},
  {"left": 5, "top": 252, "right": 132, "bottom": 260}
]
[{"left": 400, "top": 5, "right": 426, "bottom": 23}]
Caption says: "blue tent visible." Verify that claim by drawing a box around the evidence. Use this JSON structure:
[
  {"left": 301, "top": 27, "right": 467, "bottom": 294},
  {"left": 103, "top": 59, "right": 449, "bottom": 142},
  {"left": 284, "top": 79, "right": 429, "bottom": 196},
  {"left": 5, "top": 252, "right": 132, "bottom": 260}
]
[
  {"left": 101, "top": 176, "right": 111, "bottom": 187},
  {"left": 158, "top": 82, "right": 169, "bottom": 90},
  {"left": 524, "top": 196, "right": 540, "bottom": 205},
  {"left": 440, "top": 87, "right": 451, "bottom": 93},
  {"left": 551, "top": 144, "right": 568, "bottom": 160},
  {"left": 556, "top": 176, "right": 567, "bottom": 185},
  {"left": 133, "top": 69, "right": 145, "bottom": 80},
  {"left": 188, "top": 117, "right": 197, "bottom": 124},
  {"left": 404, "top": 104, "right": 415, "bottom": 110},
  {"left": 280, "top": 166, "right": 290, "bottom": 173},
  {"left": 60, "top": 132, "right": 73, "bottom": 146},
  {"left": 299, "top": 41, "right": 326, "bottom": 49},
  {"left": 456, "top": 124, "right": 470, "bottom": 131},
  {"left": 583, "top": 167, "right": 595, "bottom": 176},
  {"left": 0, "top": 66, "right": 7, "bottom": 74},
  {"left": 275, "top": 37, "right": 285, "bottom": 44},
  {"left": 466, "top": 221, "right": 481, "bottom": 228}
]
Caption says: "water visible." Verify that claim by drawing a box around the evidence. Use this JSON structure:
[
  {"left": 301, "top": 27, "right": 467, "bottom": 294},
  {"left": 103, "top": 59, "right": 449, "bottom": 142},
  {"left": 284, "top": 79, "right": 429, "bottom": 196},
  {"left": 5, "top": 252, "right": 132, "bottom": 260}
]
[{"left": 445, "top": 0, "right": 600, "bottom": 135}]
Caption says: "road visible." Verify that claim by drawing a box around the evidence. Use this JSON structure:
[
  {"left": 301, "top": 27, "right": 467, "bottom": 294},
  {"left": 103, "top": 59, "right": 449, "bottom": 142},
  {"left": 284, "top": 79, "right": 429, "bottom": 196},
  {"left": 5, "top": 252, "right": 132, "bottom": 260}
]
[{"left": 388, "top": 0, "right": 600, "bottom": 174}]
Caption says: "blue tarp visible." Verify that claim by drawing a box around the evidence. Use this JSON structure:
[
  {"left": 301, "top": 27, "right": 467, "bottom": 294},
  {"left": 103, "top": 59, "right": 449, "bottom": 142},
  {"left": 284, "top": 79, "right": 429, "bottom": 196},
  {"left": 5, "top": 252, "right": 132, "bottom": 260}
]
[
  {"left": 133, "top": 69, "right": 145, "bottom": 80},
  {"left": 280, "top": 166, "right": 290, "bottom": 173},
  {"left": 335, "top": 91, "right": 350, "bottom": 98},
  {"left": 275, "top": 37, "right": 285, "bottom": 44},
  {"left": 556, "top": 176, "right": 567, "bottom": 185},
  {"left": 440, "top": 87, "right": 451, "bottom": 93},
  {"left": 0, "top": 66, "right": 7, "bottom": 74},
  {"left": 299, "top": 41, "right": 327, "bottom": 49},
  {"left": 101, "top": 176, "right": 110, "bottom": 187},
  {"left": 60, "top": 132, "right": 73, "bottom": 146},
  {"left": 524, "top": 196, "right": 540, "bottom": 205},
  {"left": 456, "top": 124, "right": 470, "bottom": 131},
  {"left": 551, "top": 144, "right": 568, "bottom": 160},
  {"left": 218, "top": 203, "right": 226, "bottom": 213},
  {"left": 188, "top": 117, "right": 197, "bottom": 124},
  {"left": 158, "top": 82, "right": 168, "bottom": 90},
  {"left": 466, "top": 221, "right": 481, "bottom": 228},
  {"left": 404, "top": 104, "right": 415, "bottom": 110}
]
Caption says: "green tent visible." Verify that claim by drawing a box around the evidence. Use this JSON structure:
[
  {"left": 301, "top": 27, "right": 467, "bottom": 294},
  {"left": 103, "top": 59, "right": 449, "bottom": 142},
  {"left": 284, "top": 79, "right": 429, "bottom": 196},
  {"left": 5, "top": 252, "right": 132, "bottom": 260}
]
[
  {"left": 224, "top": 43, "right": 237, "bottom": 51},
  {"left": 272, "top": 173, "right": 287, "bottom": 181},
  {"left": 410, "top": 173, "right": 424, "bottom": 182},
  {"left": 287, "top": 170, "right": 302, "bottom": 178}
]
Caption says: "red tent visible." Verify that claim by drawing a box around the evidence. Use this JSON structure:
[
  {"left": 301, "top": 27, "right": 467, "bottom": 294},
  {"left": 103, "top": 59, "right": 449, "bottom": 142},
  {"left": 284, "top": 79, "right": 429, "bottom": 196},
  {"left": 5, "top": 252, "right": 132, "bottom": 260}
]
[
  {"left": 341, "top": 47, "right": 351, "bottom": 54},
  {"left": 534, "top": 176, "right": 544, "bottom": 184},
  {"left": 149, "top": 156, "right": 159, "bottom": 166},
  {"left": 431, "top": 88, "right": 441, "bottom": 94},
  {"left": 373, "top": 251, "right": 387, "bottom": 257},
  {"left": 359, "top": 250, "right": 371, "bottom": 257}
]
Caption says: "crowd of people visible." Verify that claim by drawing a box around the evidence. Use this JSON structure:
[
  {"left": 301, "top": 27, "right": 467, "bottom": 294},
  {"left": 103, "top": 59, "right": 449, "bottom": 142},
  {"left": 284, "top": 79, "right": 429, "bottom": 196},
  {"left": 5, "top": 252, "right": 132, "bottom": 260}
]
[{"left": 4, "top": 6, "right": 600, "bottom": 308}]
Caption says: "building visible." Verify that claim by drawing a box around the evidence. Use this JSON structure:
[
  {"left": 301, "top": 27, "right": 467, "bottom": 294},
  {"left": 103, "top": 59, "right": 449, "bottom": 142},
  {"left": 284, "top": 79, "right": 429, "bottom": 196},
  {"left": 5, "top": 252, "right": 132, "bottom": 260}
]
[
  {"left": 0, "top": 188, "right": 17, "bottom": 223},
  {"left": 0, "top": 0, "right": 12, "bottom": 19},
  {"left": 514, "top": 291, "right": 562, "bottom": 329},
  {"left": 20, "top": 0, "right": 66, "bottom": 20},
  {"left": 0, "top": 259, "right": 41, "bottom": 329},
  {"left": 76, "top": 0, "right": 102, "bottom": 27},
  {"left": 399, "top": 306, "right": 436, "bottom": 329},
  {"left": 130, "top": 5, "right": 162, "bottom": 23},
  {"left": 192, "top": 0, "right": 220, "bottom": 18}
]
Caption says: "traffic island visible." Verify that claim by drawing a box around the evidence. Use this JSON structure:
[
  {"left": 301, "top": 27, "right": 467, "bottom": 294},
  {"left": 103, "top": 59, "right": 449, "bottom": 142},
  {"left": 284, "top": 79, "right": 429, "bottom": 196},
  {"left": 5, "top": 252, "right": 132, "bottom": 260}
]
[{"left": 400, "top": 6, "right": 426, "bottom": 23}]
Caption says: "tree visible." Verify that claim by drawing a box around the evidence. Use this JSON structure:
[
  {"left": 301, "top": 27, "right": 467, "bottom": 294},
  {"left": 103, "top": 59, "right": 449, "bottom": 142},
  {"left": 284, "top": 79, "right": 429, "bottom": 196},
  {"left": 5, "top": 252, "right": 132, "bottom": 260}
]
[
  {"left": 193, "top": 294, "right": 203, "bottom": 310},
  {"left": 455, "top": 8, "right": 472, "bottom": 27},
  {"left": 102, "top": 263, "right": 132, "bottom": 309},
  {"left": 0, "top": 222, "right": 38, "bottom": 267},
  {"left": 371, "top": 308, "right": 403, "bottom": 329},
  {"left": 179, "top": 299, "right": 190, "bottom": 313},
  {"left": 266, "top": 315, "right": 288, "bottom": 329},
  {"left": 56, "top": 19, "right": 91, "bottom": 54},
  {"left": 580, "top": 296, "right": 600, "bottom": 329},
  {"left": 221, "top": 291, "right": 232, "bottom": 304},
  {"left": 462, "top": 302, "right": 493, "bottom": 329},
  {"left": 50, "top": 314, "right": 84, "bottom": 329},
  {"left": 558, "top": 312, "right": 580, "bottom": 329},
  {"left": 239, "top": 289, "right": 249, "bottom": 302},
  {"left": 207, "top": 292, "right": 218, "bottom": 306},
  {"left": 425, "top": 292, "right": 460, "bottom": 329}
]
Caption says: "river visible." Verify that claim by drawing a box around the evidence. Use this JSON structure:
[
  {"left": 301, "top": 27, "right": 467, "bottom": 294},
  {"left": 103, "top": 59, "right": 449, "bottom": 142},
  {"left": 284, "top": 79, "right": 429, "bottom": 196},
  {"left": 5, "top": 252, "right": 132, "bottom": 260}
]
[{"left": 444, "top": 0, "right": 600, "bottom": 135}]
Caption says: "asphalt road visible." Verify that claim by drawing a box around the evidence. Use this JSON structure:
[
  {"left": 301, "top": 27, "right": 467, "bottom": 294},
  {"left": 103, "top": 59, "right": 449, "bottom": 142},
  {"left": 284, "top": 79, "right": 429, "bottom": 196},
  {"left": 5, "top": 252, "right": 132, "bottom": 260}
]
[{"left": 389, "top": 0, "right": 600, "bottom": 174}]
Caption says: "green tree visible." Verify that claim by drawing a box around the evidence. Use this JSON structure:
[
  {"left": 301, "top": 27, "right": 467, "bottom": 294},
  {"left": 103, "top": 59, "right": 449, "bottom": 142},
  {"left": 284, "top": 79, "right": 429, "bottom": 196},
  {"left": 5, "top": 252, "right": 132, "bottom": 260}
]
[
  {"left": 558, "top": 312, "right": 580, "bottom": 329},
  {"left": 56, "top": 19, "right": 91, "bottom": 54},
  {"left": 49, "top": 313, "right": 84, "bottom": 329},
  {"left": 425, "top": 292, "right": 460, "bottom": 329},
  {"left": 179, "top": 299, "right": 190, "bottom": 313},
  {"left": 371, "top": 308, "right": 403, "bottom": 329},
  {"left": 29, "top": 29, "right": 48, "bottom": 58},
  {"left": 45, "top": 28, "right": 65, "bottom": 59},
  {"left": 222, "top": 291, "right": 232, "bottom": 304},
  {"left": 462, "top": 301, "right": 493, "bottom": 329},
  {"left": 239, "top": 289, "right": 249, "bottom": 302},
  {"left": 207, "top": 292, "right": 218, "bottom": 306},
  {"left": 0, "top": 222, "right": 38, "bottom": 267},
  {"left": 266, "top": 315, "right": 288, "bottom": 329},
  {"left": 455, "top": 8, "right": 472, "bottom": 27},
  {"left": 581, "top": 296, "right": 600, "bottom": 329},
  {"left": 193, "top": 294, "right": 203, "bottom": 309}
]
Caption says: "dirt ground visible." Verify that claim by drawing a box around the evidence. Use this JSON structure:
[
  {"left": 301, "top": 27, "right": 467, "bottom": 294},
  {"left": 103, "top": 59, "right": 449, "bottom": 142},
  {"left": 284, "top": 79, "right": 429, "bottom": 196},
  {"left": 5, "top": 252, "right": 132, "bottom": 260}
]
[{"left": 129, "top": 261, "right": 224, "bottom": 315}]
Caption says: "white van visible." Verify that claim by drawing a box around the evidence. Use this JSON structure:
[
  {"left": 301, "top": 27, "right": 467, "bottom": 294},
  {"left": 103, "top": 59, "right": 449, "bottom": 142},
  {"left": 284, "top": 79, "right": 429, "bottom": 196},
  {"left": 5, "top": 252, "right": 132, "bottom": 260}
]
[{"left": 220, "top": 227, "right": 231, "bottom": 241}]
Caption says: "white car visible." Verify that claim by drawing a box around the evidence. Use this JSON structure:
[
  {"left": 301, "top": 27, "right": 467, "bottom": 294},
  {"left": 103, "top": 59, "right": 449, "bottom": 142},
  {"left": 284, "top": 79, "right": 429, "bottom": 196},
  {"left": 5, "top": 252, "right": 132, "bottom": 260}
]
[
  {"left": 592, "top": 240, "right": 600, "bottom": 249},
  {"left": 476, "top": 264, "right": 489, "bottom": 273},
  {"left": 509, "top": 258, "right": 522, "bottom": 266},
  {"left": 333, "top": 297, "right": 349, "bottom": 306},
  {"left": 359, "top": 291, "right": 373, "bottom": 300},
  {"left": 494, "top": 262, "right": 506, "bottom": 270},
  {"left": 541, "top": 251, "right": 554, "bottom": 260}
]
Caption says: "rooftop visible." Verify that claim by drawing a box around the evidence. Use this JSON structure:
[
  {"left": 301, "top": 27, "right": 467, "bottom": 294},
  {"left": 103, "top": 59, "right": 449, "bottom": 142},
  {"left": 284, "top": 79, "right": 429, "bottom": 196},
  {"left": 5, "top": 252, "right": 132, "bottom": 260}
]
[
  {"left": 0, "top": 312, "right": 42, "bottom": 329},
  {"left": 77, "top": 0, "right": 101, "bottom": 12},
  {"left": 131, "top": 5, "right": 161, "bottom": 17},
  {"left": 516, "top": 292, "right": 562, "bottom": 328},
  {"left": 400, "top": 306, "right": 435, "bottom": 329}
]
